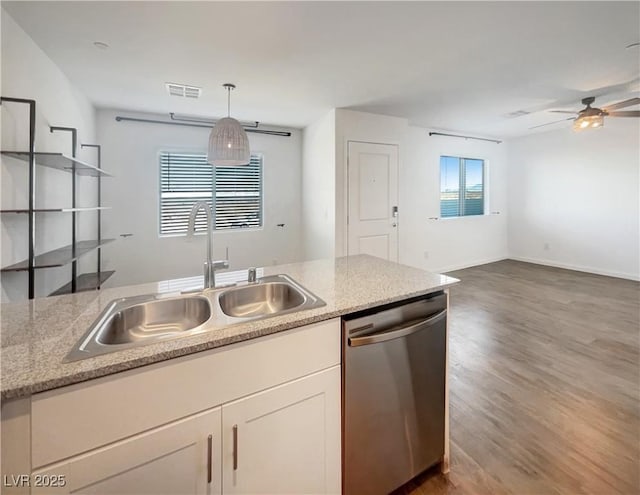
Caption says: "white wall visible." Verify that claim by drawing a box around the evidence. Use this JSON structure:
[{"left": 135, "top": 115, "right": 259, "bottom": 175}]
[
  {"left": 333, "top": 109, "right": 509, "bottom": 272},
  {"left": 508, "top": 119, "right": 640, "bottom": 280},
  {"left": 403, "top": 126, "right": 508, "bottom": 272},
  {"left": 1, "top": 11, "right": 98, "bottom": 301},
  {"left": 301, "top": 110, "right": 336, "bottom": 260},
  {"left": 96, "top": 109, "right": 303, "bottom": 288}
]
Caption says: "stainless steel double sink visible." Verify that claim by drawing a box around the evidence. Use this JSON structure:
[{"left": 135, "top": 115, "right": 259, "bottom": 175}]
[{"left": 65, "top": 274, "right": 325, "bottom": 362}]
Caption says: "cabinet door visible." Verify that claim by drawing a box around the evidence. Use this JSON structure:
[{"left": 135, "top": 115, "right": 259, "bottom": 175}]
[
  {"left": 32, "top": 407, "right": 221, "bottom": 495},
  {"left": 222, "top": 366, "right": 341, "bottom": 495}
]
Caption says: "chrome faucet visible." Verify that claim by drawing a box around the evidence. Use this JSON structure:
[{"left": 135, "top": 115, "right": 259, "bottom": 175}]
[{"left": 187, "top": 201, "right": 229, "bottom": 289}]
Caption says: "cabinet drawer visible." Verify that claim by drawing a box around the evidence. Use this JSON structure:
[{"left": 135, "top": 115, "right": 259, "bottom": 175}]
[{"left": 32, "top": 318, "right": 340, "bottom": 468}]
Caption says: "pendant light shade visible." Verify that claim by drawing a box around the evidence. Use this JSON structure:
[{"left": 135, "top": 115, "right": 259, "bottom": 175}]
[
  {"left": 207, "top": 84, "right": 251, "bottom": 167},
  {"left": 208, "top": 117, "right": 251, "bottom": 166}
]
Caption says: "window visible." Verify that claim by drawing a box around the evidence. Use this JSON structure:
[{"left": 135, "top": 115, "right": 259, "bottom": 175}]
[
  {"left": 440, "top": 156, "right": 484, "bottom": 217},
  {"left": 159, "top": 151, "right": 262, "bottom": 235}
]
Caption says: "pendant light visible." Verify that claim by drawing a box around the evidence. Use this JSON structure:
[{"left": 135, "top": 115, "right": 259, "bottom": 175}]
[{"left": 207, "top": 83, "right": 251, "bottom": 166}]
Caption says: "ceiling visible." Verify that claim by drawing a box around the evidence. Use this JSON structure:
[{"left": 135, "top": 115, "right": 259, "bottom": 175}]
[{"left": 3, "top": 1, "right": 639, "bottom": 137}]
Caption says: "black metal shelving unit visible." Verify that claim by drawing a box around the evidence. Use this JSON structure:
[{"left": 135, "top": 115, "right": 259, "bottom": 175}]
[{"left": 0, "top": 97, "right": 114, "bottom": 299}]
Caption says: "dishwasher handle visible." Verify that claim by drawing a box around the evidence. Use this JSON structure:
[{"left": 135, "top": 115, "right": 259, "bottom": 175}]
[{"left": 348, "top": 309, "right": 446, "bottom": 347}]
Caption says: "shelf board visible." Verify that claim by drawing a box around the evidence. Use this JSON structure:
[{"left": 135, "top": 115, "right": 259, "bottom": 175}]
[
  {"left": 1, "top": 151, "right": 112, "bottom": 177},
  {"left": 1, "top": 239, "right": 115, "bottom": 272},
  {"left": 0, "top": 206, "right": 112, "bottom": 214},
  {"left": 49, "top": 270, "right": 115, "bottom": 296}
]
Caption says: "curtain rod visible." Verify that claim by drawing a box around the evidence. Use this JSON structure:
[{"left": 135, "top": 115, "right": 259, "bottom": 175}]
[
  {"left": 169, "top": 112, "right": 261, "bottom": 128},
  {"left": 428, "top": 131, "right": 501, "bottom": 144},
  {"left": 114, "top": 115, "right": 292, "bottom": 137}
]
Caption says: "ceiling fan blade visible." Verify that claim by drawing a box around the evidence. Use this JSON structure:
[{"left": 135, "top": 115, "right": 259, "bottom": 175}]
[
  {"left": 529, "top": 117, "right": 574, "bottom": 130},
  {"left": 513, "top": 77, "right": 640, "bottom": 116},
  {"left": 607, "top": 110, "right": 640, "bottom": 117},
  {"left": 549, "top": 110, "right": 578, "bottom": 114},
  {"left": 603, "top": 97, "right": 640, "bottom": 111}
]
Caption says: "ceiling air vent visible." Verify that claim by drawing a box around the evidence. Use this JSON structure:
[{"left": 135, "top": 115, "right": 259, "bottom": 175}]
[
  {"left": 165, "top": 83, "right": 202, "bottom": 99},
  {"left": 506, "top": 110, "right": 530, "bottom": 118}
]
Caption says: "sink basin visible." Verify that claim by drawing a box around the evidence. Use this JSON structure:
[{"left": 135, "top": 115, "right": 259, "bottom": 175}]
[
  {"left": 65, "top": 274, "right": 325, "bottom": 362},
  {"left": 65, "top": 295, "right": 211, "bottom": 362},
  {"left": 97, "top": 297, "right": 211, "bottom": 345},
  {"left": 217, "top": 274, "right": 325, "bottom": 319}
]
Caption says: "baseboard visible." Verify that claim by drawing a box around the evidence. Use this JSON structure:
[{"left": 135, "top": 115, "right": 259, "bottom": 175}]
[
  {"left": 434, "top": 255, "right": 509, "bottom": 274},
  {"left": 508, "top": 256, "right": 640, "bottom": 282}
]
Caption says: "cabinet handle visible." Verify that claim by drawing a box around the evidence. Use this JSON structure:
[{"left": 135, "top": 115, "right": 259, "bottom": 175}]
[
  {"left": 207, "top": 434, "right": 213, "bottom": 484},
  {"left": 233, "top": 424, "right": 238, "bottom": 471}
]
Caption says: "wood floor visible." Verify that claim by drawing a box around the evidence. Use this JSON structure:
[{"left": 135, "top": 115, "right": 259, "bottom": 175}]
[{"left": 396, "top": 260, "right": 640, "bottom": 495}]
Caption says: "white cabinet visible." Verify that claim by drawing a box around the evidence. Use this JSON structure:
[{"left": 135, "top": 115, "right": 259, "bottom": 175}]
[
  {"left": 222, "top": 366, "right": 341, "bottom": 495},
  {"left": 30, "top": 367, "right": 341, "bottom": 495},
  {"left": 8, "top": 319, "right": 342, "bottom": 495},
  {"left": 32, "top": 408, "right": 222, "bottom": 495}
]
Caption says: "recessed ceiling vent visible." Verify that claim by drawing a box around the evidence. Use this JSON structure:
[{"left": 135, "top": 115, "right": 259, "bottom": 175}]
[
  {"left": 506, "top": 110, "right": 530, "bottom": 118},
  {"left": 165, "top": 83, "right": 201, "bottom": 99}
]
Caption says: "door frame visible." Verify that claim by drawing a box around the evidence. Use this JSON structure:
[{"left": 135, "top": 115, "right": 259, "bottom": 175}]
[{"left": 344, "top": 140, "right": 400, "bottom": 259}]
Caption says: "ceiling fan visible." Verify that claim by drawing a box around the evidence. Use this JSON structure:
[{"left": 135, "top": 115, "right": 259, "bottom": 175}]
[{"left": 530, "top": 96, "right": 640, "bottom": 130}]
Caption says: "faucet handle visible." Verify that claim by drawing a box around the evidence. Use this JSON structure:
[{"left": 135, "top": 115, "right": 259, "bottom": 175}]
[
  {"left": 212, "top": 260, "right": 229, "bottom": 270},
  {"left": 248, "top": 267, "right": 257, "bottom": 283}
]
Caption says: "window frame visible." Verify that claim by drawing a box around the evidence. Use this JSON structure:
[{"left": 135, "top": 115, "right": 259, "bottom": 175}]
[
  {"left": 157, "top": 149, "right": 264, "bottom": 237},
  {"left": 439, "top": 155, "right": 487, "bottom": 219}
]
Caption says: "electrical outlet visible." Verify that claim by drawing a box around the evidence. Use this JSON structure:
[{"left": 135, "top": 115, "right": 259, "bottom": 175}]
[
  {"left": 272, "top": 259, "right": 278, "bottom": 265},
  {"left": 423, "top": 251, "right": 429, "bottom": 259},
  {"left": 544, "top": 243, "right": 550, "bottom": 251}
]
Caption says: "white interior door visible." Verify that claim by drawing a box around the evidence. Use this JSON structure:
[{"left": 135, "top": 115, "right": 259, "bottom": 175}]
[{"left": 347, "top": 141, "right": 399, "bottom": 261}]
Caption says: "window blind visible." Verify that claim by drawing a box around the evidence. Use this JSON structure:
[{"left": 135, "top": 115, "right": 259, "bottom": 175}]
[{"left": 160, "top": 152, "right": 262, "bottom": 235}]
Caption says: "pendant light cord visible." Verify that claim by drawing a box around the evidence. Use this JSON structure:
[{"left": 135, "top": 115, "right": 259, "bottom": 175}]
[{"left": 222, "top": 83, "right": 237, "bottom": 119}]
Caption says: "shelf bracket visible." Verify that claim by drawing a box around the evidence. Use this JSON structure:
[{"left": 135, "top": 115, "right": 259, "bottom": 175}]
[
  {"left": 50, "top": 126, "right": 78, "bottom": 292},
  {"left": 81, "top": 144, "right": 103, "bottom": 288},
  {"left": 2, "top": 97, "right": 37, "bottom": 298}
]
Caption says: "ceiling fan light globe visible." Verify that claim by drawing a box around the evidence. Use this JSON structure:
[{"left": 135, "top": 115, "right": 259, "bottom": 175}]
[
  {"left": 573, "top": 114, "right": 604, "bottom": 131},
  {"left": 590, "top": 115, "right": 604, "bottom": 128}
]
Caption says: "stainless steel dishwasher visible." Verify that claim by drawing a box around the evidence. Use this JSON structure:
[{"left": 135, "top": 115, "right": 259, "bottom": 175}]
[{"left": 342, "top": 292, "right": 447, "bottom": 495}]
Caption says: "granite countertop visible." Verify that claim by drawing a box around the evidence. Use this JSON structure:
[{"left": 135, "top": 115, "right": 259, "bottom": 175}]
[{"left": 0, "top": 255, "right": 458, "bottom": 400}]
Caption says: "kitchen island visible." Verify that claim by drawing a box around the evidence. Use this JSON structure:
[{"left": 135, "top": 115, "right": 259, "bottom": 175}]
[{"left": 1, "top": 255, "right": 458, "bottom": 495}]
